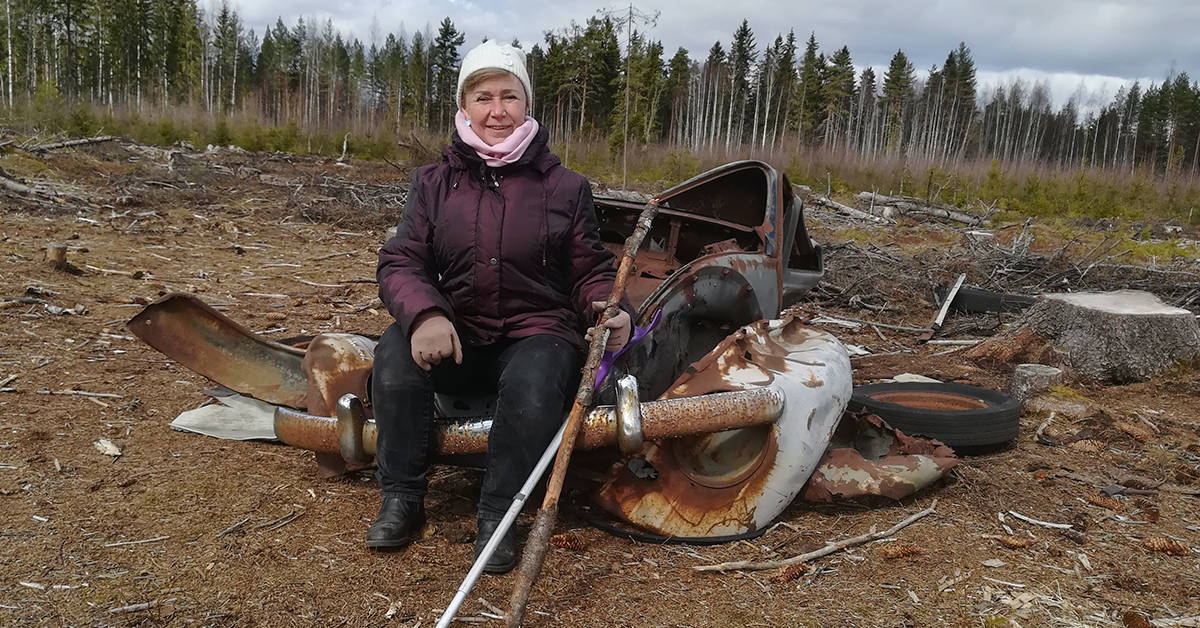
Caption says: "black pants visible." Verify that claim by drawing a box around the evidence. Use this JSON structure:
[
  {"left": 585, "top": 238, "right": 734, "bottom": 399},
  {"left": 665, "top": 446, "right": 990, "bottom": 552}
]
[{"left": 371, "top": 323, "right": 581, "bottom": 518}]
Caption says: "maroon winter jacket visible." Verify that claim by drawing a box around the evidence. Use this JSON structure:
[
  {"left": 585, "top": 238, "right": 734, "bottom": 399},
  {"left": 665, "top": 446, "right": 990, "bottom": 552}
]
[{"left": 378, "top": 127, "right": 623, "bottom": 351}]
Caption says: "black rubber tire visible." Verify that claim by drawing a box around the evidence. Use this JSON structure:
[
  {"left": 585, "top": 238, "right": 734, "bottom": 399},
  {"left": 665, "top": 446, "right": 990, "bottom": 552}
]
[
  {"left": 934, "top": 285, "right": 1036, "bottom": 314},
  {"left": 849, "top": 382, "right": 1020, "bottom": 448}
]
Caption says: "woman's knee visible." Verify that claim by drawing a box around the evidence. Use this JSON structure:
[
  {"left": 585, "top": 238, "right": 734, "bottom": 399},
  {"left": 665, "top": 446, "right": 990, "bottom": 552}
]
[
  {"left": 496, "top": 336, "right": 579, "bottom": 414},
  {"left": 373, "top": 324, "right": 425, "bottom": 391}
]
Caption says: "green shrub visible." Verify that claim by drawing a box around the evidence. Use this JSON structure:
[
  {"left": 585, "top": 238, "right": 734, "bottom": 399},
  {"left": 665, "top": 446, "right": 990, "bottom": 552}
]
[
  {"left": 67, "top": 106, "right": 97, "bottom": 136},
  {"left": 235, "top": 124, "right": 268, "bottom": 153},
  {"left": 31, "top": 81, "right": 66, "bottom": 128},
  {"left": 266, "top": 121, "right": 300, "bottom": 153},
  {"left": 209, "top": 117, "right": 233, "bottom": 147}
]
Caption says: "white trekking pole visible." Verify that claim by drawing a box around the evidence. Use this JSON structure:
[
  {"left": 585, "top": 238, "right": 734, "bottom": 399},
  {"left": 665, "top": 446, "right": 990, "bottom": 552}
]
[{"left": 435, "top": 421, "right": 566, "bottom": 628}]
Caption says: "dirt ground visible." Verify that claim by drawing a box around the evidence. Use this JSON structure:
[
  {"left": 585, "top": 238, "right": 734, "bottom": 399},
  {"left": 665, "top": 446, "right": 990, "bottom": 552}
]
[{"left": 1, "top": 140, "right": 1199, "bottom": 627}]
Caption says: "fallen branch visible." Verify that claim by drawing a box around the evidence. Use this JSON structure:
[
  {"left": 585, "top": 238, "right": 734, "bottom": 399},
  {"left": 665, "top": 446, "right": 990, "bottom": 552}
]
[{"left": 694, "top": 500, "right": 937, "bottom": 573}]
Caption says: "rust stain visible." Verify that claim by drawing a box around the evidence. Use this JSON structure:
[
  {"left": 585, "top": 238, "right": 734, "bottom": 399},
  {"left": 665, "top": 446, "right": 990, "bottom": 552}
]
[
  {"left": 595, "top": 433, "right": 779, "bottom": 537},
  {"left": 596, "top": 314, "right": 839, "bottom": 537},
  {"left": 867, "top": 390, "right": 988, "bottom": 411},
  {"left": 801, "top": 412, "right": 959, "bottom": 503}
]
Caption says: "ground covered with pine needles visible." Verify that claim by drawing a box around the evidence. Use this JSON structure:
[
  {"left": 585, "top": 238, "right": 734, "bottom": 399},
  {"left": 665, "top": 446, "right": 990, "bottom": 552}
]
[{"left": 1, "top": 139, "right": 1198, "bottom": 626}]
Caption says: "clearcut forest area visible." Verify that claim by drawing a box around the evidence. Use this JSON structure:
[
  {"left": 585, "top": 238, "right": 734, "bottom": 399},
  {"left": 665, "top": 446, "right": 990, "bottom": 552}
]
[{"left": 1, "top": 137, "right": 1199, "bottom": 627}]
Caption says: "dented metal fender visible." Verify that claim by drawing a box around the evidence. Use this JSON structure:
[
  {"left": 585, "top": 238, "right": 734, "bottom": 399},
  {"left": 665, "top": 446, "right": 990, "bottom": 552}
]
[{"left": 594, "top": 314, "right": 853, "bottom": 538}]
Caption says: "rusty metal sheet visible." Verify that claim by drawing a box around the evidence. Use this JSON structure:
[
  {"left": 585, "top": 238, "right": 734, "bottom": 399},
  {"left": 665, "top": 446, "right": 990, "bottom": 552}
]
[
  {"left": 801, "top": 412, "right": 959, "bottom": 502},
  {"left": 301, "top": 333, "right": 375, "bottom": 417},
  {"left": 594, "top": 314, "right": 853, "bottom": 538},
  {"left": 594, "top": 160, "right": 806, "bottom": 313},
  {"left": 127, "top": 293, "right": 308, "bottom": 408}
]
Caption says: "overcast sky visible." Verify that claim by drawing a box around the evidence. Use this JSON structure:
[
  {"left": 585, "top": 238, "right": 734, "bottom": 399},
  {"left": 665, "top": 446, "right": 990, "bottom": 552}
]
[{"left": 230, "top": 0, "right": 1197, "bottom": 110}]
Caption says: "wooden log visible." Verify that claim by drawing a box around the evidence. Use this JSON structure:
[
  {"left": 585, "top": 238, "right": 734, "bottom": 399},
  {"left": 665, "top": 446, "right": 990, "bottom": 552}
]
[
  {"left": 1, "top": 171, "right": 35, "bottom": 195},
  {"left": 31, "top": 135, "right": 118, "bottom": 152},
  {"left": 968, "top": 290, "right": 1200, "bottom": 383},
  {"left": 855, "top": 192, "right": 985, "bottom": 226},
  {"left": 809, "top": 194, "right": 892, "bottom": 224}
]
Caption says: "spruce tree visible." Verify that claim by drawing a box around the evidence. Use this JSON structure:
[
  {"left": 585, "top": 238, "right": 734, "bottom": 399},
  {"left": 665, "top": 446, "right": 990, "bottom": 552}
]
[
  {"left": 429, "top": 17, "right": 463, "bottom": 130},
  {"left": 881, "top": 48, "right": 915, "bottom": 151}
]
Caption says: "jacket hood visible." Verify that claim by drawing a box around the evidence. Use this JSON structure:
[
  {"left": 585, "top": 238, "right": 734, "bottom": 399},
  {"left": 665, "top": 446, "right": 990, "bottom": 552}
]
[{"left": 443, "top": 124, "right": 559, "bottom": 174}]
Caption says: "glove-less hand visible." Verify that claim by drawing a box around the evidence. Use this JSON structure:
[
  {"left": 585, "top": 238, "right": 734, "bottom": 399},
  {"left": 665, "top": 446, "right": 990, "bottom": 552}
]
[
  {"left": 409, "top": 312, "right": 462, "bottom": 371},
  {"left": 585, "top": 301, "right": 631, "bottom": 352}
]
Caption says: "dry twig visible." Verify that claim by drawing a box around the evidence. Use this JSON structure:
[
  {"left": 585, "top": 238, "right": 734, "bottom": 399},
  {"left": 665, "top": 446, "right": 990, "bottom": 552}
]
[{"left": 694, "top": 500, "right": 937, "bottom": 573}]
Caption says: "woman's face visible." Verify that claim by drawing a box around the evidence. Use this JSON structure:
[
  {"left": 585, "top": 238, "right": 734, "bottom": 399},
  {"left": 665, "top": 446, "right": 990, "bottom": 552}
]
[{"left": 462, "top": 73, "right": 527, "bottom": 146}]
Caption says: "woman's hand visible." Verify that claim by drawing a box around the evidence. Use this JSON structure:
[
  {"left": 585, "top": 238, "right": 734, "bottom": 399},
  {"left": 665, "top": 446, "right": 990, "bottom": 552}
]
[
  {"left": 409, "top": 312, "right": 462, "bottom": 371},
  {"left": 586, "top": 301, "right": 631, "bottom": 352}
]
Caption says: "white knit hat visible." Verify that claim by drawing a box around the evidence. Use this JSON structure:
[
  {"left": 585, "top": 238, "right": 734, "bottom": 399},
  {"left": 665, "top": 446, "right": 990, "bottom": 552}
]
[{"left": 456, "top": 40, "right": 533, "bottom": 110}]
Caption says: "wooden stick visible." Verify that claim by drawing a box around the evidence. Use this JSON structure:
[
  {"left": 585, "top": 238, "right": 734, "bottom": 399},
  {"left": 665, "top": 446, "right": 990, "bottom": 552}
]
[
  {"left": 39, "top": 389, "right": 123, "bottom": 399},
  {"left": 1005, "top": 510, "right": 1073, "bottom": 530},
  {"left": 217, "top": 517, "right": 251, "bottom": 537},
  {"left": 312, "top": 250, "right": 356, "bottom": 261},
  {"left": 104, "top": 535, "right": 170, "bottom": 547},
  {"left": 108, "top": 600, "right": 158, "bottom": 614},
  {"left": 812, "top": 312, "right": 933, "bottom": 334},
  {"left": 694, "top": 500, "right": 937, "bottom": 573},
  {"left": 506, "top": 200, "right": 659, "bottom": 627},
  {"left": 293, "top": 277, "right": 347, "bottom": 288}
]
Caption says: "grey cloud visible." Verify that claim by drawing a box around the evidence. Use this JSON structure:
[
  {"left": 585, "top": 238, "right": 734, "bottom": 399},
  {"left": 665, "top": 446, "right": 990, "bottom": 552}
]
[{"left": 235, "top": 0, "right": 1195, "bottom": 88}]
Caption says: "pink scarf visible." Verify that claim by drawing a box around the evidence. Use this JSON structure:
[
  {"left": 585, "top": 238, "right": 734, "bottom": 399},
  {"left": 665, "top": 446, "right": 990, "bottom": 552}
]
[{"left": 455, "top": 110, "right": 539, "bottom": 167}]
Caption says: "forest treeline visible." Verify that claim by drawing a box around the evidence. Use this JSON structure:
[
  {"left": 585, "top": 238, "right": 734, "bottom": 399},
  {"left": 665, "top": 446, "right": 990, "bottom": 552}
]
[{"left": 3, "top": 0, "right": 1200, "bottom": 218}]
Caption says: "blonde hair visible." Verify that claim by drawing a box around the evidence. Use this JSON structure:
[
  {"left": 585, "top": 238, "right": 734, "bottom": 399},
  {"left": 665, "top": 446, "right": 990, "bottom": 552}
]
[{"left": 460, "top": 69, "right": 527, "bottom": 109}]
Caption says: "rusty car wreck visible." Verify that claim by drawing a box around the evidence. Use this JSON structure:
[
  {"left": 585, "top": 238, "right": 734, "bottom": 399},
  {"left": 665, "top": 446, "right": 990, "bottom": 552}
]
[{"left": 127, "top": 160, "right": 937, "bottom": 539}]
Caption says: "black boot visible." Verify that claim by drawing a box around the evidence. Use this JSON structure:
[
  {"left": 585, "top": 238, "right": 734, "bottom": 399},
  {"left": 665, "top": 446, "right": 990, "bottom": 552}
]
[
  {"left": 474, "top": 517, "right": 516, "bottom": 574},
  {"left": 365, "top": 496, "right": 425, "bottom": 550}
]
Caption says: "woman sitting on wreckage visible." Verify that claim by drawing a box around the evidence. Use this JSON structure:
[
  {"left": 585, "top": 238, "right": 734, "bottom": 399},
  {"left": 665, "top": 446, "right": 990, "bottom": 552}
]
[{"left": 370, "top": 40, "right": 633, "bottom": 573}]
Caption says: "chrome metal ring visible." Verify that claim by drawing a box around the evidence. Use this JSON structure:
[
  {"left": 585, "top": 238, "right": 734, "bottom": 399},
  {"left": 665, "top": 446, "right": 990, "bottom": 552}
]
[{"left": 614, "top": 374, "right": 644, "bottom": 455}]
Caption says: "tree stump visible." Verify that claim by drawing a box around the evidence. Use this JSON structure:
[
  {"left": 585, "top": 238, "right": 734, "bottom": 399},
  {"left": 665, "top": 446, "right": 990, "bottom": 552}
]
[
  {"left": 1007, "top": 364, "right": 1064, "bottom": 403},
  {"left": 967, "top": 290, "right": 1200, "bottom": 383},
  {"left": 46, "top": 242, "right": 68, "bottom": 269}
]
